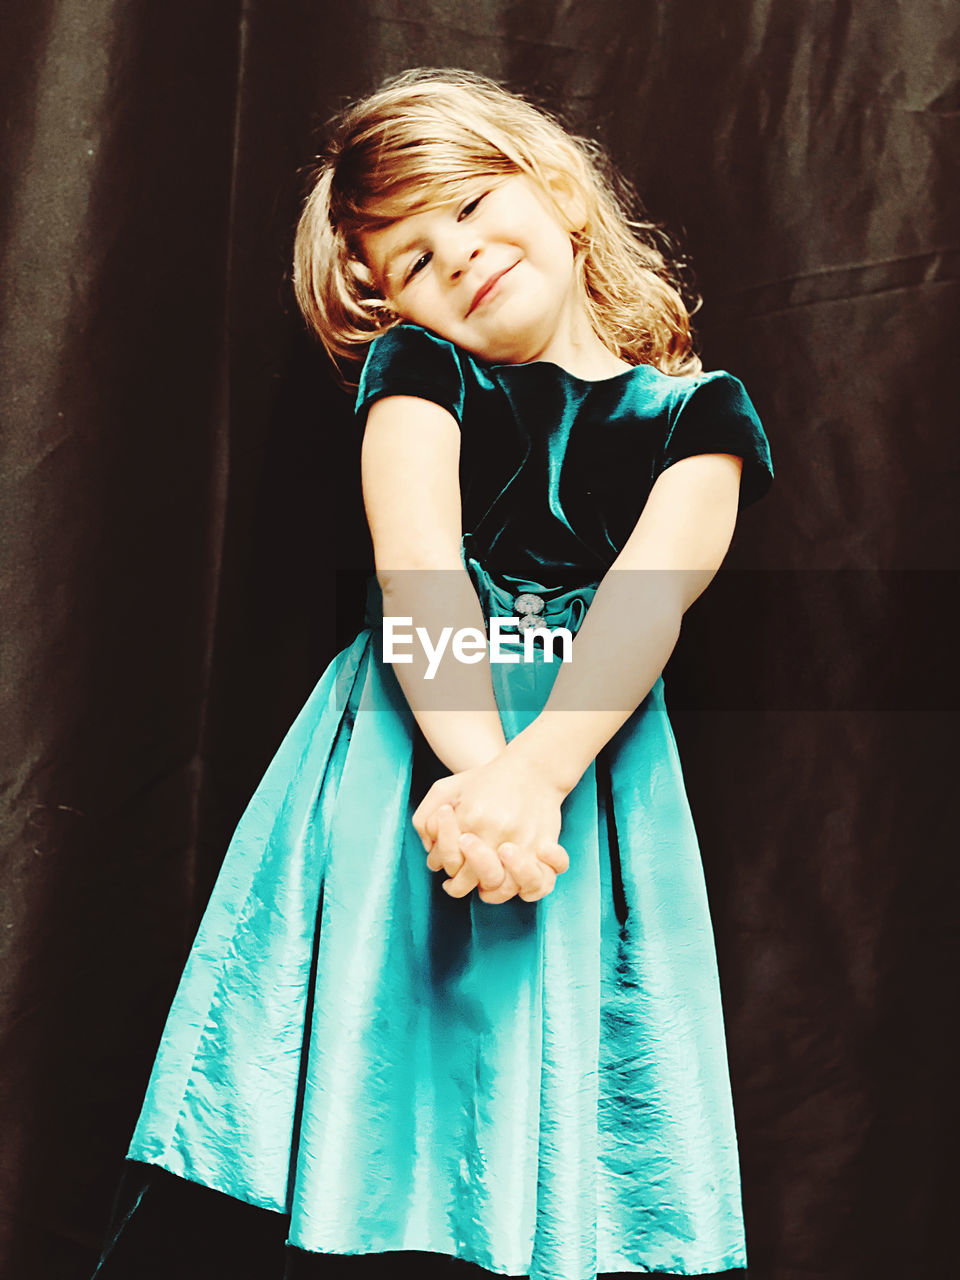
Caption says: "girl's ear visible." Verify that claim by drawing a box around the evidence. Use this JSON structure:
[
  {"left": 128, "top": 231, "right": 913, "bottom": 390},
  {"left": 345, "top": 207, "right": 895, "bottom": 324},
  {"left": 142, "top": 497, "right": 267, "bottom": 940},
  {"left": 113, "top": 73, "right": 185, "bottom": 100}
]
[
  {"left": 350, "top": 257, "right": 395, "bottom": 310},
  {"left": 544, "top": 171, "right": 588, "bottom": 233}
]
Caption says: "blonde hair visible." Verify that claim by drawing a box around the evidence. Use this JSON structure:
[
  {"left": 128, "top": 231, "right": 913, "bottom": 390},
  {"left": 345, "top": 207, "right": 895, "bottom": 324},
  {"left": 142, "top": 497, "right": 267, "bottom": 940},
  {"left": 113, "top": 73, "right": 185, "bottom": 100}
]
[{"left": 293, "top": 68, "right": 702, "bottom": 386}]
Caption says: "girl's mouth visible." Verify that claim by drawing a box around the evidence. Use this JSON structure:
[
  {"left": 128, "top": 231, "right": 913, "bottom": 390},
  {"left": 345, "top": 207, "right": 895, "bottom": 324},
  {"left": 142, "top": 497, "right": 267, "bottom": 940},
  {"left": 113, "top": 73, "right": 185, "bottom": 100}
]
[{"left": 467, "top": 262, "right": 518, "bottom": 316}]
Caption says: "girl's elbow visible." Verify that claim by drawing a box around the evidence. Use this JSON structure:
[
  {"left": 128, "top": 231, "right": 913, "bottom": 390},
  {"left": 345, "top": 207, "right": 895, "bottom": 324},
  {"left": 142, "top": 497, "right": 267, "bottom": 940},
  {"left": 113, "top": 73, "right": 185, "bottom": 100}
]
[{"left": 375, "top": 543, "right": 465, "bottom": 588}]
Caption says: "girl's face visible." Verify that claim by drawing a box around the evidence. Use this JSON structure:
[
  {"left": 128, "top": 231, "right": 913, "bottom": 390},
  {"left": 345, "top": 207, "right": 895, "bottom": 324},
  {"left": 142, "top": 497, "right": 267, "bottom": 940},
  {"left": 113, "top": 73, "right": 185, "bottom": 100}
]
[{"left": 360, "top": 174, "right": 585, "bottom": 365}]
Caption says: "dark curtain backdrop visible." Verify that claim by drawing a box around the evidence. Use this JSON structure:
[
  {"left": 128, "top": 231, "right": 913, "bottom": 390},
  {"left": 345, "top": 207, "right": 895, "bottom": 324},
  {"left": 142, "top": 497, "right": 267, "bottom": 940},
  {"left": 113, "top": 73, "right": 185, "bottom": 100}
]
[{"left": 1, "top": 2, "right": 957, "bottom": 1278}]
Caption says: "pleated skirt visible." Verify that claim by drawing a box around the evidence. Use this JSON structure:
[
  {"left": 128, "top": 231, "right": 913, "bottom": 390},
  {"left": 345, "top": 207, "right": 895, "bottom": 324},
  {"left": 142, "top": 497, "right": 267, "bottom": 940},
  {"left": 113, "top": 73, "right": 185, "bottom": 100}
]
[{"left": 122, "top": 566, "right": 748, "bottom": 1280}]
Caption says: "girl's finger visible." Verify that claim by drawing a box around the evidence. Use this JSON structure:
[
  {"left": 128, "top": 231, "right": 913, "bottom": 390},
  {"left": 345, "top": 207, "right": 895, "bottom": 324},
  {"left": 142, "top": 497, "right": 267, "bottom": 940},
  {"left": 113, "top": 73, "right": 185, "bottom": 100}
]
[
  {"left": 478, "top": 867, "right": 521, "bottom": 904},
  {"left": 498, "top": 842, "right": 546, "bottom": 897},
  {"left": 421, "top": 809, "right": 442, "bottom": 864},
  {"left": 520, "top": 865, "right": 557, "bottom": 902},
  {"left": 410, "top": 793, "right": 433, "bottom": 841},
  {"left": 434, "top": 804, "right": 466, "bottom": 878},
  {"left": 411, "top": 779, "right": 458, "bottom": 848},
  {"left": 458, "top": 832, "right": 505, "bottom": 890},
  {"left": 425, "top": 805, "right": 452, "bottom": 870},
  {"left": 442, "top": 859, "right": 481, "bottom": 898},
  {"left": 535, "top": 842, "right": 570, "bottom": 875},
  {"left": 477, "top": 849, "right": 521, "bottom": 903},
  {"left": 425, "top": 843, "right": 447, "bottom": 872}
]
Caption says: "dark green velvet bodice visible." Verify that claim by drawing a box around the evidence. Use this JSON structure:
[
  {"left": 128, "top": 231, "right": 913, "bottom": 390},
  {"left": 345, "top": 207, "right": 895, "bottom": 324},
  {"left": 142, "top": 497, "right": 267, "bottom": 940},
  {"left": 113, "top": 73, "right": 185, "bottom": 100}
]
[{"left": 356, "top": 322, "right": 774, "bottom": 587}]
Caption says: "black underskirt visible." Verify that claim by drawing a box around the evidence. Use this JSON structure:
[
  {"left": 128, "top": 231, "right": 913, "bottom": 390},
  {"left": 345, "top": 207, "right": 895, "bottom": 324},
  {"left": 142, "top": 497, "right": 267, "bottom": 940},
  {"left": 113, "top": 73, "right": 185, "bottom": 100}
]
[
  {"left": 91, "top": 1159, "right": 740, "bottom": 1279},
  {"left": 91, "top": 1160, "right": 497, "bottom": 1278}
]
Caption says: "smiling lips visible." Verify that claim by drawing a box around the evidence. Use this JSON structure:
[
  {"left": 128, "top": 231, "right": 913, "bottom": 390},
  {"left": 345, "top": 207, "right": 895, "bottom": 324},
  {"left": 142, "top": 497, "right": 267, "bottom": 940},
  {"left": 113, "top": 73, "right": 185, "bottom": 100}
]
[{"left": 467, "top": 262, "right": 518, "bottom": 316}]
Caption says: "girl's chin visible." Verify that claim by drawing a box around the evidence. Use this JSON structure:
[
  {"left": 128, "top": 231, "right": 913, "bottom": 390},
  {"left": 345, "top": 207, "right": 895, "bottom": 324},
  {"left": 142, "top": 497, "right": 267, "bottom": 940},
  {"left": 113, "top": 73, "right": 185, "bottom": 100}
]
[
  {"left": 459, "top": 338, "right": 525, "bottom": 364},
  {"left": 461, "top": 321, "right": 552, "bottom": 365}
]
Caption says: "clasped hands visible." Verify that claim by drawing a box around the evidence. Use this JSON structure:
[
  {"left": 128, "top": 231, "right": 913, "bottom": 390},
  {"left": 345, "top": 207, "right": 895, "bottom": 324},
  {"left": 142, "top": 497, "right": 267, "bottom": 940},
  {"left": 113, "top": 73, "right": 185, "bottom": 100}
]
[{"left": 411, "top": 747, "right": 571, "bottom": 904}]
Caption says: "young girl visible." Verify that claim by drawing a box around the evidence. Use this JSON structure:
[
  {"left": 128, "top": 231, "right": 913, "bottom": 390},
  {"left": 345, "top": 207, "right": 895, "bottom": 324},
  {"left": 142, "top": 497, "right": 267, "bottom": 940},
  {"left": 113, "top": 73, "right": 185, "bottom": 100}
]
[{"left": 95, "top": 68, "right": 773, "bottom": 1280}]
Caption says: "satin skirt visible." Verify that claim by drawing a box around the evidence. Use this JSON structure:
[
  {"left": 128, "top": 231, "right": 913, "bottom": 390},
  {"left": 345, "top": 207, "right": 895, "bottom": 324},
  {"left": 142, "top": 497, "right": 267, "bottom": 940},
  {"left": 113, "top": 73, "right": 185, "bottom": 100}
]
[{"left": 121, "top": 559, "right": 748, "bottom": 1280}]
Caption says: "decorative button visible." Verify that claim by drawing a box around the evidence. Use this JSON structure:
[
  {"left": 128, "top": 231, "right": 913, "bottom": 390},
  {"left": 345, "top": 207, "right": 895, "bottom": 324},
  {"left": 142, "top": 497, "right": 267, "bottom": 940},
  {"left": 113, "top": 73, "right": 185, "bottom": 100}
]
[
  {"left": 514, "top": 592, "right": 545, "bottom": 615},
  {"left": 518, "top": 613, "right": 545, "bottom": 633}
]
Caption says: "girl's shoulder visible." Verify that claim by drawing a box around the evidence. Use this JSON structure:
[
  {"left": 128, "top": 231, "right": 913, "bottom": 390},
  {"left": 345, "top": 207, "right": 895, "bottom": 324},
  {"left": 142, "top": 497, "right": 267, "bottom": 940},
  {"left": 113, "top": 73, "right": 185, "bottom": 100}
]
[
  {"left": 655, "top": 366, "right": 774, "bottom": 508},
  {"left": 361, "top": 320, "right": 460, "bottom": 364},
  {"left": 658, "top": 364, "right": 753, "bottom": 404},
  {"left": 355, "top": 322, "right": 470, "bottom": 427},
  {"left": 663, "top": 366, "right": 763, "bottom": 428}
]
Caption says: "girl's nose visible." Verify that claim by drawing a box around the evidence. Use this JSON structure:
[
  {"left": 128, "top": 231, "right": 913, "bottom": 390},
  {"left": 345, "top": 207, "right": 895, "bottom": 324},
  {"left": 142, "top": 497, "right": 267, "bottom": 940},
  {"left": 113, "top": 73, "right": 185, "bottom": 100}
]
[
  {"left": 437, "top": 231, "right": 481, "bottom": 281},
  {"left": 450, "top": 245, "right": 481, "bottom": 280}
]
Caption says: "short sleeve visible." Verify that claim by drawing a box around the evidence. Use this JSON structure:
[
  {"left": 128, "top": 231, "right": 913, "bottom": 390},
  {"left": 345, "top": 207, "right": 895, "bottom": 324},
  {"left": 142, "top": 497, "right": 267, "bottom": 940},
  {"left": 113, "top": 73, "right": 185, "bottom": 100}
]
[
  {"left": 658, "top": 371, "right": 775, "bottom": 509},
  {"left": 354, "top": 322, "right": 466, "bottom": 428}
]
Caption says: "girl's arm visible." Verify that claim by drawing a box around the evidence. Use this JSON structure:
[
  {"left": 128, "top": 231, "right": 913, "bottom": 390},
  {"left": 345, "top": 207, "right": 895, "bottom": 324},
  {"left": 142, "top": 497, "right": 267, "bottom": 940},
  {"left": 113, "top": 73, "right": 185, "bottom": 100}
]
[
  {"left": 412, "top": 450, "right": 745, "bottom": 901},
  {"left": 501, "top": 451, "right": 746, "bottom": 794},
  {"left": 361, "top": 393, "right": 507, "bottom": 775},
  {"left": 365, "top": 392, "right": 569, "bottom": 900}
]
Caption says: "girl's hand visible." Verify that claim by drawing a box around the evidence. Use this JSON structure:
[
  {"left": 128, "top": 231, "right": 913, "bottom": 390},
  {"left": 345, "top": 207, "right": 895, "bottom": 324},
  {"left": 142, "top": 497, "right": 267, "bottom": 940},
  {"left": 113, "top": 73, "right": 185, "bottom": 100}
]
[
  {"left": 426, "top": 803, "right": 568, "bottom": 903},
  {"left": 424, "top": 802, "right": 506, "bottom": 892},
  {"left": 412, "top": 753, "right": 571, "bottom": 902}
]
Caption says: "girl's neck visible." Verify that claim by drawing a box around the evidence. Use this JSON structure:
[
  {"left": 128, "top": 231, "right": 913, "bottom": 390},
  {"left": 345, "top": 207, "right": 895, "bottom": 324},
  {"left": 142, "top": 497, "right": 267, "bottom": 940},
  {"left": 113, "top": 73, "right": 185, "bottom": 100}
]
[
  {"left": 524, "top": 301, "right": 633, "bottom": 380},
  {"left": 535, "top": 334, "right": 633, "bottom": 380}
]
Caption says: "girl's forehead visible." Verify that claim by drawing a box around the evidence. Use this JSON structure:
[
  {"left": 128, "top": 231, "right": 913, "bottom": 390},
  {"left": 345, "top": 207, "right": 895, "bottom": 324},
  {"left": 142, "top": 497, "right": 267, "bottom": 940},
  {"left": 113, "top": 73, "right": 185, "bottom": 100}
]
[
  {"left": 366, "top": 171, "right": 508, "bottom": 221},
  {"left": 358, "top": 205, "right": 437, "bottom": 283},
  {"left": 363, "top": 172, "right": 522, "bottom": 241},
  {"left": 357, "top": 199, "right": 449, "bottom": 272}
]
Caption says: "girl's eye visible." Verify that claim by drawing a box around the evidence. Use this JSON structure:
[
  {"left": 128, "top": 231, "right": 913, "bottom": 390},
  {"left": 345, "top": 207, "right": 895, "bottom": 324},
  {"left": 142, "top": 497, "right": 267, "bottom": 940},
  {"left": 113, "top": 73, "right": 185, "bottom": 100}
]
[
  {"left": 404, "top": 251, "right": 431, "bottom": 284},
  {"left": 458, "top": 192, "right": 486, "bottom": 220}
]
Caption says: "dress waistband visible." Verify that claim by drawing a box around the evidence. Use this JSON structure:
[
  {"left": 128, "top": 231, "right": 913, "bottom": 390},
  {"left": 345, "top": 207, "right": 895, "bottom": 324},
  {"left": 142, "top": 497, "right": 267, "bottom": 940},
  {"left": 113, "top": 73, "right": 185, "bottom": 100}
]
[
  {"left": 362, "top": 549, "right": 599, "bottom": 639},
  {"left": 462, "top": 555, "right": 598, "bottom": 638}
]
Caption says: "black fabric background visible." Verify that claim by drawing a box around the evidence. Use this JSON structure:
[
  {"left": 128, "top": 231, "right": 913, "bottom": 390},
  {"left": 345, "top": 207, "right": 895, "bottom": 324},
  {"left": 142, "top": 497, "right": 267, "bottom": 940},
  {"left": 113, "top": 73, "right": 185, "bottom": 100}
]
[{"left": 1, "top": 3, "right": 957, "bottom": 1278}]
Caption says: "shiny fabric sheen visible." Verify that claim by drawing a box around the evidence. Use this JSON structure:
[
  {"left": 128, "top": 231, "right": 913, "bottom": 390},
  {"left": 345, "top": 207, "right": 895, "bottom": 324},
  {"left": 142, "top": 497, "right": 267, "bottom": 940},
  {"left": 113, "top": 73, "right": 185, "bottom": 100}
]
[
  {"left": 125, "top": 330, "right": 773, "bottom": 1278},
  {"left": 356, "top": 323, "right": 774, "bottom": 586}
]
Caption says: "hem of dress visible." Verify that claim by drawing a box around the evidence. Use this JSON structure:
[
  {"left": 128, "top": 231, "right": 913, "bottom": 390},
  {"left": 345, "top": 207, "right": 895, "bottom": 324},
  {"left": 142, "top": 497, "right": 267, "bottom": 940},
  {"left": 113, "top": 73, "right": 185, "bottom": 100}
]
[
  {"left": 128, "top": 1154, "right": 747, "bottom": 1279},
  {"left": 124, "top": 1150, "right": 286, "bottom": 1215},
  {"left": 290, "top": 1240, "right": 748, "bottom": 1278}
]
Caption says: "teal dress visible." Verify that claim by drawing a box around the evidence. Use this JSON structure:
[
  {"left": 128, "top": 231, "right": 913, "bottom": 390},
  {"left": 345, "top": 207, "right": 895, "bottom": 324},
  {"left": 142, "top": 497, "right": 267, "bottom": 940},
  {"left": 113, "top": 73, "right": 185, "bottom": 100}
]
[{"left": 124, "top": 323, "right": 774, "bottom": 1279}]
